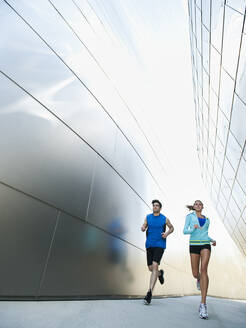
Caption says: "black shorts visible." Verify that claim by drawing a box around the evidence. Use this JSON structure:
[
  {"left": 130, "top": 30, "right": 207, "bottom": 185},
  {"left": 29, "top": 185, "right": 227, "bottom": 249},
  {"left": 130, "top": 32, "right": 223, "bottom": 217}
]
[
  {"left": 189, "top": 244, "right": 211, "bottom": 254},
  {"left": 146, "top": 247, "right": 165, "bottom": 266}
]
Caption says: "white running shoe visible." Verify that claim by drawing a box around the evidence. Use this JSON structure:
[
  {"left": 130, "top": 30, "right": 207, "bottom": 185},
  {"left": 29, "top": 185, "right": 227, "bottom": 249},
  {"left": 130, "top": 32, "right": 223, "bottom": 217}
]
[
  {"left": 199, "top": 303, "right": 208, "bottom": 319},
  {"left": 196, "top": 279, "right": 200, "bottom": 290}
]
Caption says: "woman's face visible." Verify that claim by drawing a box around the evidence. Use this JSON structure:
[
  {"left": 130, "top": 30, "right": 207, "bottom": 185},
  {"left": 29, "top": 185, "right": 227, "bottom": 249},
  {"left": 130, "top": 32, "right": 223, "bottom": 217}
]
[{"left": 193, "top": 200, "right": 203, "bottom": 211}]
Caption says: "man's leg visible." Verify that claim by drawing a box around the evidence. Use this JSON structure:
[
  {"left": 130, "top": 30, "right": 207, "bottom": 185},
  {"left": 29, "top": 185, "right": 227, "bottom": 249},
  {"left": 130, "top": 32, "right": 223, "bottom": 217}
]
[
  {"left": 144, "top": 262, "right": 158, "bottom": 305},
  {"left": 149, "top": 261, "right": 159, "bottom": 291},
  {"left": 149, "top": 265, "right": 162, "bottom": 278},
  {"left": 144, "top": 249, "right": 153, "bottom": 304},
  {"left": 148, "top": 247, "right": 164, "bottom": 291},
  {"left": 144, "top": 248, "right": 164, "bottom": 304},
  {"left": 148, "top": 264, "right": 163, "bottom": 285}
]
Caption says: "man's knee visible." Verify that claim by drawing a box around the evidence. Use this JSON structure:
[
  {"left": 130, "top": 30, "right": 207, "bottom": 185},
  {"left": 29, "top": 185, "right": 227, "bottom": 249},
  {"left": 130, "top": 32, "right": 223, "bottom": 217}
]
[{"left": 152, "top": 261, "right": 159, "bottom": 270}]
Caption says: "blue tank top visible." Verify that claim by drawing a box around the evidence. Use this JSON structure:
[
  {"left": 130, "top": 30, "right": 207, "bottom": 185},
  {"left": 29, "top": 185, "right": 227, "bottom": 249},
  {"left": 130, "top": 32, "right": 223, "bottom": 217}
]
[
  {"left": 198, "top": 217, "right": 206, "bottom": 227},
  {"left": 145, "top": 213, "right": 167, "bottom": 249}
]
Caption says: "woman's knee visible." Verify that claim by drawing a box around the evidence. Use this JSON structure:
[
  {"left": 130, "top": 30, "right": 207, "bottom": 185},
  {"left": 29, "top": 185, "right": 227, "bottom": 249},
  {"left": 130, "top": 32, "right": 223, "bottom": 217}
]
[
  {"left": 148, "top": 265, "right": 153, "bottom": 272},
  {"left": 192, "top": 270, "right": 199, "bottom": 279},
  {"left": 201, "top": 266, "right": 208, "bottom": 275}
]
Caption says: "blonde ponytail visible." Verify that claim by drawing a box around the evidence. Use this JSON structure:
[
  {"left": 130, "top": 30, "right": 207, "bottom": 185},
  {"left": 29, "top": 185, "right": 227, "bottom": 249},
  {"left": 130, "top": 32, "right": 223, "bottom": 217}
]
[{"left": 186, "top": 205, "right": 194, "bottom": 211}]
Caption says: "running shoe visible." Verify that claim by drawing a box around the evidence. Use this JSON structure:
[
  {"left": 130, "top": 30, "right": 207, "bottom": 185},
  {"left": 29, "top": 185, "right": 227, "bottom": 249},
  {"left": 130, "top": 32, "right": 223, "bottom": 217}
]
[
  {"left": 158, "top": 269, "right": 164, "bottom": 285},
  {"left": 205, "top": 304, "right": 208, "bottom": 318},
  {"left": 144, "top": 290, "right": 152, "bottom": 305},
  {"left": 196, "top": 278, "right": 201, "bottom": 290},
  {"left": 199, "top": 303, "right": 208, "bottom": 319}
]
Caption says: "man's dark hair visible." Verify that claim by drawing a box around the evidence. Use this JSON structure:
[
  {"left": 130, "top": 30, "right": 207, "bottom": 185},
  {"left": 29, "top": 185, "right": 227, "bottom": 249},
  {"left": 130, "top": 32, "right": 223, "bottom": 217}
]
[{"left": 152, "top": 199, "right": 162, "bottom": 208}]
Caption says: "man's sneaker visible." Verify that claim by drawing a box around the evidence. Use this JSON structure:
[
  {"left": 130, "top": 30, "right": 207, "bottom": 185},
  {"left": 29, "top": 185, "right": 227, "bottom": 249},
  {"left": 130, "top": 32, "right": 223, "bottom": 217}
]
[
  {"left": 144, "top": 290, "right": 152, "bottom": 305},
  {"left": 196, "top": 278, "right": 201, "bottom": 290},
  {"left": 158, "top": 269, "right": 164, "bottom": 285},
  {"left": 199, "top": 303, "right": 208, "bottom": 319}
]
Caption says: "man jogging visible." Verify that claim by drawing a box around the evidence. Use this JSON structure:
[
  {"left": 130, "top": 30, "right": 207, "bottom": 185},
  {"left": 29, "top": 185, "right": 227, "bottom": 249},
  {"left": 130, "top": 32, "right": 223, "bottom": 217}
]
[{"left": 141, "top": 199, "right": 174, "bottom": 304}]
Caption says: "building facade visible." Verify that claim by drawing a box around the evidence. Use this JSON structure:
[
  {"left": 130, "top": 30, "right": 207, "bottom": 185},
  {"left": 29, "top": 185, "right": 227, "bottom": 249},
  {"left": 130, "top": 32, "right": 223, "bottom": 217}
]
[
  {"left": 0, "top": 0, "right": 168, "bottom": 299},
  {"left": 188, "top": 0, "right": 246, "bottom": 255},
  {"left": 1, "top": 0, "right": 246, "bottom": 300}
]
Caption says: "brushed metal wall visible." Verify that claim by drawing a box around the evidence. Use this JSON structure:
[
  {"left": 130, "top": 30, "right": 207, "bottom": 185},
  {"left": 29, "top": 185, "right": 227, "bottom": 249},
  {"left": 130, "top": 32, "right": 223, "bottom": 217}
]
[
  {"left": 0, "top": 0, "right": 166, "bottom": 299},
  {"left": 1, "top": 0, "right": 246, "bottom": 301}
]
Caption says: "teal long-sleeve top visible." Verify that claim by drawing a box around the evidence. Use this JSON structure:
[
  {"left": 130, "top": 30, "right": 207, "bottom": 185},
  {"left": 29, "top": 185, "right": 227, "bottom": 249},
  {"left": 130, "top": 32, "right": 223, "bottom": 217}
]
[{"left": 183, "top": 211, "right": 213, "bottom": 245}]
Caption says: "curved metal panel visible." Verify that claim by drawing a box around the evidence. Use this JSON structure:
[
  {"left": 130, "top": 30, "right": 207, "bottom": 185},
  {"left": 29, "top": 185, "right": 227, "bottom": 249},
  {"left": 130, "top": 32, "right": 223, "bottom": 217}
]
[
  {"left": 0, "top": 1, "right": 117, "bottom": 164},
  {"left": 0, "top": 183, "right": 57, "bottom": 296},
  {"left": 0, "top": 73, "right": 96, "bottom": 217},
  {"left": 86, "top": 156, "right": 149, "bottom": 249},
  {"left": 39, "top": 212, "right": 146, "bottom": 296}
]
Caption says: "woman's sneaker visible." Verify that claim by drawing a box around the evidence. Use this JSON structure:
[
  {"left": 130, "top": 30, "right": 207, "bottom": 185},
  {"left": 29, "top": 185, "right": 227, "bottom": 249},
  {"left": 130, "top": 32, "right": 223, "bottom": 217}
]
[
  {"left": 144, "top": 290, "right": 152, "bottom": 305},
  {"left": 158, "top": 269, "right": 164, "bottom": 284},
  {"left": 199, "top": 303, "right": 208, "bottom": 319},
  {"left": 196, "top": 278, "right": 200, "bottom": 290}
]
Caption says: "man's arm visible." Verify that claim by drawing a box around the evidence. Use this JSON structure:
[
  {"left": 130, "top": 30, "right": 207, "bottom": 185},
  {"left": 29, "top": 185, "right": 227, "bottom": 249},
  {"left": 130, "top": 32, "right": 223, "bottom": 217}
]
[
  {"left": 141, "top": 217, "right": 148, "bottom": 232},
  {"left": 162, "top": 218, "right": 174, "bottom": 238}
]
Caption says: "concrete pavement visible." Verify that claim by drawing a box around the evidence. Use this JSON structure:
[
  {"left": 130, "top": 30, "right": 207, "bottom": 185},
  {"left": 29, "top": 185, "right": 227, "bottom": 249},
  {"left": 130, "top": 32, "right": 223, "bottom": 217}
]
[{"left": 0, "top": 295, "right": 245, "bottom": 328}]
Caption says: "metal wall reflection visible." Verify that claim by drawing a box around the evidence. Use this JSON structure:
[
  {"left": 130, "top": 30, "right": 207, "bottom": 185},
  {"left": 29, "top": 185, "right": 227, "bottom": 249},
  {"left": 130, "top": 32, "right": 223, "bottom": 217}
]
[
  {"left": 0, "top": 0, "right": 168, "bottom": 299},
  {"left": 188, "top": 0, "right": 246, "bottom": 256},
  {"left": 0, "top": 184, "right": 57, "bottom": 296}
]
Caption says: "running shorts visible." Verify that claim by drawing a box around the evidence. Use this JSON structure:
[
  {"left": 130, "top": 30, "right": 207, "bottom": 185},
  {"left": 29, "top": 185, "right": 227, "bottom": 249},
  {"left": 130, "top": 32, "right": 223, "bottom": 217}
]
[
  {"left": 189, "top": 244, "right": 211, "bottom": 254},
  {"left": 146, "top": 247, "right": 165, "bottom": 266}
]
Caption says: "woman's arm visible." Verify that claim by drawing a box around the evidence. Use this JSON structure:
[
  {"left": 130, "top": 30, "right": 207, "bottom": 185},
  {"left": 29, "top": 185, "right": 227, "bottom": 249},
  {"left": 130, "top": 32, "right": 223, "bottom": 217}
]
[
  {"left": 207, "top": 218, "right": 216, "bottom": 245},
  {"left": 183, "top": 215, "right": 195, "bottom": 234}
]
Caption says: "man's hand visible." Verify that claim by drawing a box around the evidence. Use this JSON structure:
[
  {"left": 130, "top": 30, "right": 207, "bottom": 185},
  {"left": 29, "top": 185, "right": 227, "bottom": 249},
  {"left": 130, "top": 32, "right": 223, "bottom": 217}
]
[
  {"left": 194, "top": 224, "right": 199, "bottom": 229},
  {"left": 141, "top": 225, "right": 146, "bottom": 232},
  {"left": 161, "top": 218, "right": 174, "bottom": 239},
  {"left": 141, "top": 218, "right": 147, "bottom": 232},
  {"left": 211, "top": 240, "right": 216, "bottom": 246}
]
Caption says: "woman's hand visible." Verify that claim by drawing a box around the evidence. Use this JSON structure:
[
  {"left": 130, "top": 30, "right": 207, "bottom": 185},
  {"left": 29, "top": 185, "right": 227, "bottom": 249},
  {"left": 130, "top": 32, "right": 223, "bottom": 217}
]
[
  {"left": 211, "top": 240, "right": 216, "bottom": 246},
  {"left": 194, "top": 224, "right": 199, "bottom": 229}
]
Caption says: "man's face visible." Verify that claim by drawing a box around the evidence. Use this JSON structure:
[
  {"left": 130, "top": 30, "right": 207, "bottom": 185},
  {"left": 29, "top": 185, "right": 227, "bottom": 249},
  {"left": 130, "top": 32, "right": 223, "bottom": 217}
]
[{"left": 153, "top": 203, "right": 161, "bottom": 213}]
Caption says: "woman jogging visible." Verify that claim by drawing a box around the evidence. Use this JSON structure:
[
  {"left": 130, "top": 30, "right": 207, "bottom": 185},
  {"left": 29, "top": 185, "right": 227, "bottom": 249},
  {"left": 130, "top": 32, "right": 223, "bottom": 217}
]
[{"left": 183, "top": 200, "right": 216, "bottom": 319}]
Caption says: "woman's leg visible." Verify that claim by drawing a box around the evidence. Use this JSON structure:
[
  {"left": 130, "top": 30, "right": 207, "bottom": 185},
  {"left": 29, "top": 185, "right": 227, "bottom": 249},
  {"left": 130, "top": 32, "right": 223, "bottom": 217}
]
[
  {"left": 190, "top": 253, "right": 200, "bottom": 279},
  {"left": 200, "top": 249, "right": 211, "bottom": 304}
]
